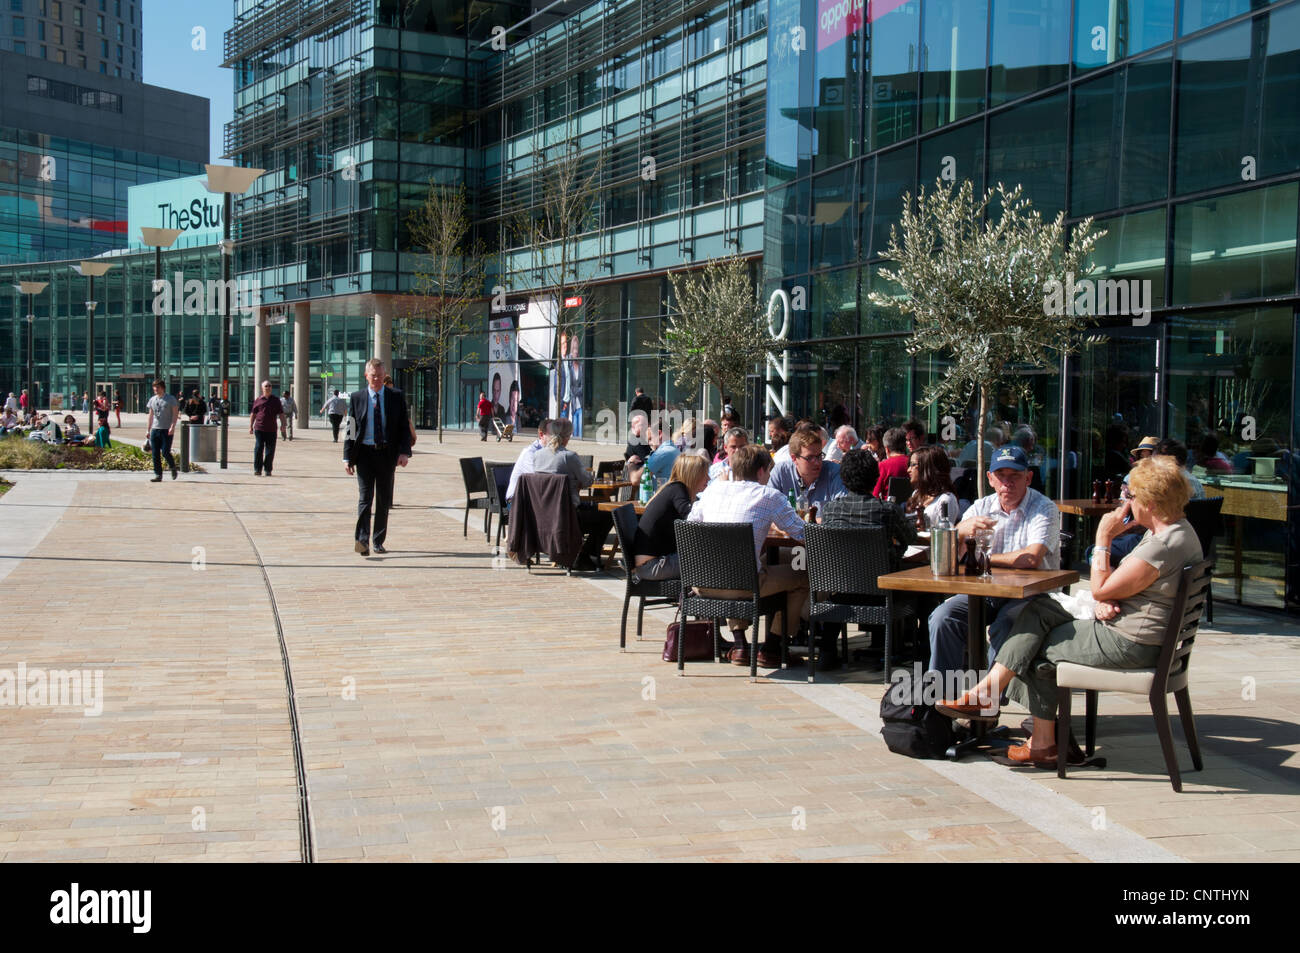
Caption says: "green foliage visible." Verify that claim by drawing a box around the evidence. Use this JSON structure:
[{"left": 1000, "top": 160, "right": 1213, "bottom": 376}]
[
  {"left": 0, "top": 437, "right": 157, "bottom": 471},
  {"left": 656, "top": 256, "right": 775, "bottom": 412}
]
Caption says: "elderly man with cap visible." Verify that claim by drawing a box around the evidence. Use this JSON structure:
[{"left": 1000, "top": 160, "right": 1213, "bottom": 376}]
[{"left": 927, "top": 445, "right": 1061, "bottom": 680}]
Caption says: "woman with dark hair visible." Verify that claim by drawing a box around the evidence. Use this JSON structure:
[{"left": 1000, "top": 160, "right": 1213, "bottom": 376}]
[
  {"left": 862, "top": 426, "right": 886, "bottom": 462},
  {"left": 906, "top": 444, "right": 960, "bottom": 528}
]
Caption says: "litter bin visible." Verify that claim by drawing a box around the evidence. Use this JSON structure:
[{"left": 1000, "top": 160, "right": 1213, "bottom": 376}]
[{"left": 190, "top": 423, "right": 219, "bottom": 463}]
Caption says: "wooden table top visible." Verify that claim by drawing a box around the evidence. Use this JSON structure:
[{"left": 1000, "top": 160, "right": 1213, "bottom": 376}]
[
  {"left": 597, "top": 500, "right": 645, "bottom": 513},
  {"left": 589, "top": 480, "right": 634, "bottom": 491},
  {"left": 764, "top": 532, "right": 804, "bottom": 549},
  {"left": 1055, "top": 498, "right": 1120, "bottom": 517},
  {"left": 876, "top": 566, "right": 1079, "bottom": 599}
]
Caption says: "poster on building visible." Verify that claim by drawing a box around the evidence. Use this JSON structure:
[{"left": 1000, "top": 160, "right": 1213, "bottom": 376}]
[{"left": 488, "top": 316, "right": 519, "bottom": 431}]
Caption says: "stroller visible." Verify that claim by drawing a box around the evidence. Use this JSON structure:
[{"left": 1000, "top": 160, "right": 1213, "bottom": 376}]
[{"left": 491, "top": 416, "right": 514, "bottom": 442}]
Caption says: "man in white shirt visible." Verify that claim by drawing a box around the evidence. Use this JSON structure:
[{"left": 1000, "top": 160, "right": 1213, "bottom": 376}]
[
  {"left": 279, "top": 389, "right": 298, "bottom": 440},
  {"left": 825, "top": 425, "right": 860, "bottom": 462},
  {"left": 506, "top": 419, "right": 550, "bottom": 502},
  {"left": 708, "top": 426, "right": 747, "bottom": 482},
  {"left": 687, "top": 444, "right": 808, "bottom": 670},
  {"left": 928, "top": 446, "right": 1061, "bottom": 678}
]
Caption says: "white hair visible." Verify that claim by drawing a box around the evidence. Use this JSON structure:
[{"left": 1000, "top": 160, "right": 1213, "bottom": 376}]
[{"left": 835, "top": 425, "right": 859, "bottom": 443}]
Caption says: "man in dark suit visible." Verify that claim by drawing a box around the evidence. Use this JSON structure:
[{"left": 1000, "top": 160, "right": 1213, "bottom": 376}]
[{"left": 343, "top": 357, "right": 412, "bottom": 556}]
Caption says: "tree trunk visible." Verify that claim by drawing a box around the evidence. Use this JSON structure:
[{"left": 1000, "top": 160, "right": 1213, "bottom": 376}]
[
  {"left": 436, "top": 353, "right": 444, "bottom": 444},
  {"left": 975, "top": 383, "right": 989, "bottom": 499}
]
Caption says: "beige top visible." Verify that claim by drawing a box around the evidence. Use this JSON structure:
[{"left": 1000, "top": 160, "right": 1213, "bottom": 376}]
[{"left": 1111, "top": 519, "right": 1204, "bottom": 646}]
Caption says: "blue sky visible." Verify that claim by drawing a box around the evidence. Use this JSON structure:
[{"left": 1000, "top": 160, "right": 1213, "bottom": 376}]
[{"left": 142, "top": 1, "right": 234, "bottom": 164}]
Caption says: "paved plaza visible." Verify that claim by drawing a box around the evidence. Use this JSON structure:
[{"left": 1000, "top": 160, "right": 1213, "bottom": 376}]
[{"left": 1, "top": 416, "right": 1298, "bottom": 863}]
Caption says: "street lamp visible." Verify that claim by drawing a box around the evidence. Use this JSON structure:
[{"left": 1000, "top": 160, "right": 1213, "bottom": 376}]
[
  {"left": 12, "top": 281, "right": 48, "bottom": 418},
  {"left": 139, "top": 227, "right": 182, "bottom": 384},
  {"left": 71, "top": 260, "right": 115, "bottom": 434},
  {"left": 204, "top": 163, "right": 265, "bottom": 470}
]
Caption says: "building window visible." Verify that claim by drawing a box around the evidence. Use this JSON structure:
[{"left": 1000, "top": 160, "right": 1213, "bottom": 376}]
[
  {"left": 95, "top": 12, "right": 101, "bottom": 31},
  {"left": 98, "top": 36, "right": 104, "bottom": 55},
  {"left": 989, "top": 0, "right": 1070, "bottom": 106},
  {"left": 39, "top": 43, "right": 45, "bottom": 56},
  {"left": 98, "top": 60, "right": 105, "bottom": 72},
  {"left": 35, "top": 18, "right": 40, "bottom": 37},
  {"left": 9, "top": 0, "right": 22, "bottom": 11},
  {"left": 113, "top": 65, "right": 119, "bottom": 76},
  {"left": 12, "top": 14, "right": 23, "bottom": 34},
  {"left": 76, "top": 53, "right": 84, "bottom": 66},
  {"left": 114, "top": 21, "right": 120, "bottom": 39},
  {"left": 50, "top": 0, "right": 59, "bottom": 16},
  {"left": 52, "top": 47, "right": 63, "bottom": 61},
  {"left": 114, "top": 41, "right": 119, "bottom": 61},
  {"left": 13, "top": 39, "right": 24, "bottom": 52},
  {"left": 72, "top": 5, "right": 79, "bottom": 24},
  {"left": 51, "top": 23, "right": 60, "bottom": 41}
]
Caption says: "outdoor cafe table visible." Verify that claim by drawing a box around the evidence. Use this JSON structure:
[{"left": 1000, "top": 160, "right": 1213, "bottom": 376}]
[
  {"left": 586, "top": 480, "right": 634, "bottom": 502},
  {"left": 1055, "top": 498, "right": 1117, "bottom": 518},
  {"left": 876, "top": 565, "right": 1079, "bottom": 757}
]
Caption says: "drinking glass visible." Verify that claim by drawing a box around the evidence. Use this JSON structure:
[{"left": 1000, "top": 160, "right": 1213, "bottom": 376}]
[{"left": 974, "top": 527, "right": 995, "bottom": 578}]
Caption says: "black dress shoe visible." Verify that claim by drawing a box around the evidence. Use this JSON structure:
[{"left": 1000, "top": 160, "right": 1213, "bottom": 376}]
[
  {"left": 372, "top": 544, "right": 387, "bottom": 554},
  {"left": 149, "top": 476, "right": 163, "bottom": 482},
  {"left": 354, "top": 541, "right": 369, "bottom": 556}
]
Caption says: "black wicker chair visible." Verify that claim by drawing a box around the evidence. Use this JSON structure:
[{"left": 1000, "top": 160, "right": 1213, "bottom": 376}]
[
  {"left": 610, "top": 504, "right": 680, "bottom": 650},
  {"left": 1183, "top": 497, "right": 1224, "bottom": 622},
  {"left": 484, "top": 463, "right": 512, "bottom": 553},
  {"left": 674, "top": 520, "right": 780, "bottom": 680},
  {"left": 459, "top": 456, "right": 490, "bottom": 539},
  {"left": 804, "top": 524, "right": 915, "bottom": 683},
  {"left": 577, "top": 453, "right": 594, "bottom": 471},
  {"left": 1054, "top": 559, "right": 1213, "bottom": 791},
  {"left": 887, "top": 476, "right": 912, "bottom": 503}
]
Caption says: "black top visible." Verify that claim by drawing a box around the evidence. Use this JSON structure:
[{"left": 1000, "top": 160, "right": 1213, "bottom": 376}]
[
  {"left": 632, "top": 481, "right": 693, "bottom": 558},
  {"left": 631, "top": 394, "right": 654, "bottom": 415},
  {"left": 625, "top": 440, "right": 651, "bottom": 461}
]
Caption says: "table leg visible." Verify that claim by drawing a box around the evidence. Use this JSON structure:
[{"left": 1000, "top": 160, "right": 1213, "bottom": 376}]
[
  {"left": 946, "top": 594, "right": 1015, "bottom": 759},
  {"left": 1233, "top": 515, "right": 1243, "bottom": 603}
]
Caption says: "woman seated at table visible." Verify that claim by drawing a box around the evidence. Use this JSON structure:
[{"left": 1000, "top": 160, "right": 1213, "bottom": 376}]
[
  {"left": 904, "top": 445, "right": 960, "bottom": 529},
  {"left": 630, "top": 454, "right": 710, "bottom": 582},
  {"left": 937, "top": 456, "right": 1203, "bottom": 765}
]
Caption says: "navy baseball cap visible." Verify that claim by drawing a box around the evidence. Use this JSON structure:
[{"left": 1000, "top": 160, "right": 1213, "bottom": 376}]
[{"left": 990, "top": 446, "right": 1029, "bottom": 471}]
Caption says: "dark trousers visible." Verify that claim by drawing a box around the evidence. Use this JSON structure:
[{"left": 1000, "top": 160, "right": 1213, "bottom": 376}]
[
  {"left": 149, "top": 428, "right": 175, "bottom": 476},
  {"left": 253, "top": 429, "right": 277, "bottom": 475},
  {"left": 577, "top": 501, "right": 613, "bottom": 559},
  {"left": 354, "top": 444, "right": 397, "bottom": 545},
  {"left": 329, "top": 414, "right": 343, "bottom": 441}
]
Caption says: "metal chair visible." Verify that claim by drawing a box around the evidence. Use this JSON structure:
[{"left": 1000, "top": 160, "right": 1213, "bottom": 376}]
[
  {"left": 610, "top": 504, "right": 680, "bottom": 650},
  {"left": 483, "top": 463, "right": 512, "bottom": 553},
  {"left": 804, "top": 524, "right": 915, "bottom": 683},
  {"left": 1054, "top": 559, "right": 1213, "bottom": 792},
  {"left": 1183, "top": 497, "right": 1224, "bottom": 622},
  {"left": 576, "top": 453, "right": 594, "bottom": 471},
  {"left": 596, "top": 459, "right": 625, "bottom": 481},
  {"left": 459, "top": 456, "right": 490, "bottom": 539},
  {"left": 887, "top": 476, "right": 912, "bottom": 503},
  {"left": 674, "top": 520, "right": 779, "bottom": 680}
]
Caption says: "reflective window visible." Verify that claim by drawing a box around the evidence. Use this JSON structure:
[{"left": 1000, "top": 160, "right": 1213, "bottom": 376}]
[
  {"left": 990, "top": 0, "right": 1069, "bottom": 105},
  {"left": 1176, "top": 10, "right": 1300, "bottom": 194},
  {"left": 1181, "top": 0, "right": 1278, "bottom": 35},
  {"left": 864, "top": 145, "right": 915, "bottom": 260},
  {"left": 1071, "top": 52, "right": 1171, "bottom": 215},
  {"left": 811, "top": 165, "right": 856, "bottom": 270},
  {"left": 810, "top": 267, "right": 860, "bottom": 338},
  {"left": 1171, "top": 182, "right": 1298, "bottom": 303},
  {"left": 1082, "top": 207, "right": 1168, "bottom": 310},
  {"left": 988, "top": 91, "right": 1067, "bottom": 219},
  {"left": 1074, "top": 0, "right": 1175, "bottom": 70},
  {"left": 919, "top": 0, "right": 988, "bottom": 133},
  {"left": 812, "top": 16, "right": 861, "bottom": 172},
  {"left": 918, "top": 117, "right": 985, "bottom": 196},
  {"left": 867, "top": 0, "right": 920, "bottom": 151}
]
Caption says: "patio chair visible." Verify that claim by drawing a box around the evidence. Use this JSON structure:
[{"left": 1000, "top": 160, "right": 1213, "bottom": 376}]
[
  {"left": 577, "top": 453, "right": 594, "bottom": 471},
  {"left": 1054, "top": 558, "right": 1213, "bottom": 792},
  {"left": 804, "top": 524, "right": 915, "bottom": 684},
  {"left": 1183, "top": 497, "right": 1224, "bottom": 622},
  {"left": 484, "top": 463, "right": 512, "bottom": 553},
  {"left": 674, "top": 520, "right": 780, "bottom": 680},
  {"left": 596, "top": 459, "right": 625, "bottom": 481},
  {"left": 610, "top": 504, "right": 680, "bottom": 650},
  {"left": 459, "top": 456, "right": 490, "bottom": 539},
  {"left": 508, "top": 472, "right": 581, "bottom": 573},
  {"left": 887, "top": 476, "right": 912, "bottom": 504}
]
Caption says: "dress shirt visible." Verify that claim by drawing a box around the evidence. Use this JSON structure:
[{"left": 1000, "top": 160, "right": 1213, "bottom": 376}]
[
  {"left": 964, "top": 487, "right": 1061, "bottom": 570},
  {"left": 768, "top": 457, "right": 846, "bottom": 505},
  {"left": 645, "top": 442, "right": 680, "bottom": 484},
  {"left": 507, "top": 438, "right": 545, "bottom": 501},
  {"left": 687, "top": 479, "right": 806, "bottom": 567}
]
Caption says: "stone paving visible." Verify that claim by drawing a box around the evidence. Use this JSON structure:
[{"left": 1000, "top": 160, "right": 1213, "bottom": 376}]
[{"left": 0, "top": 414, "right": 1297, "bottom": 862}]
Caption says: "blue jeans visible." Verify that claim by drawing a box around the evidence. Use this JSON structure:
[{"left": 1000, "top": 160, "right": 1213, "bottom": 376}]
[
  {"left": 149, "top": 428, "right": 175, "bottom": 476},
  {"left": 927, "top": 595, "right": 1034, "bottom": 677}
]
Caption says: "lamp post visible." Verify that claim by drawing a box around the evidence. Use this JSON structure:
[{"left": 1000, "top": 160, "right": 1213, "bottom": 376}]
[
  {"left": 71, "top": 261, "right": 114, "bottom": 434},
  {"left": 13, "top": 281, "right": 48, "bottom": 417},
  {"left": 204, "top": 164, "right": 265, "bottom": 470},
  {"left": 139, "top": 227, "right": 182, "bottom": 384}
]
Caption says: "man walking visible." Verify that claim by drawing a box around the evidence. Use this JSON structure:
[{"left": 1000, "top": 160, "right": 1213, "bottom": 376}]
[
  {"left": 477, "top": 391, "right": 492, "bottom": 441},
  {"left": 344, "top": 358, "right": 412, "bottom": 556},
  {"left": 249, "top": 380, "right": 282, "bottom": 476},
  {"left": 321, "top": 389, "right": 347, "bottom": 442},
  {"left": 279, "top": 388, "right": 297, "bottom": 440},
  {"left": 145, "top": 379, "right": 179, "bottom": 482}
]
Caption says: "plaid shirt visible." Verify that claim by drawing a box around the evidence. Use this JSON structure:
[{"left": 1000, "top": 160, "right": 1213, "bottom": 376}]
[
  {"left": 966, "top": 486, "right": 1061, "bottom": 570},
  {"left": 818, "top": 492, "right": 917, "bottom": 566},
  {"left": 687, "top": 478, "right": 806, "bottom": 565}
]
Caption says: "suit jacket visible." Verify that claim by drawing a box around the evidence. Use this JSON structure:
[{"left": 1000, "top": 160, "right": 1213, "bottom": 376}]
[{"left": 343, "top": 386, "right": 412, "bottom": 464}]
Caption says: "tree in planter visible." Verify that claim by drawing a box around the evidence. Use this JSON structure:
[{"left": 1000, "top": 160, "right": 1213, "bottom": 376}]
[
  {"left": 396, "top": 180, "right": 485, "bottom": 443},
  {"left": 867, "top": 180, "right": 1106, "bottom": 495},
  {"left": 655, "top": 256, "right": 777, "bottom": 421}
]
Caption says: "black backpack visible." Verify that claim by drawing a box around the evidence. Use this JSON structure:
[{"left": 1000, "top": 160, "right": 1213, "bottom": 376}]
[{"left": 880, "top": 694, "right": 953, "bottom": 759}]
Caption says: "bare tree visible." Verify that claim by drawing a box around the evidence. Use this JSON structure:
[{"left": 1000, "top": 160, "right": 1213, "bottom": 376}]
[
  {"left": 397, "top": 180, "right": 485, "bottom": 443},
  {"left": 656, "top": 256, "right": 775, "bottom": 417},
  {"left": 868, "top": 180, "right": 1106, "bottom": 494}
]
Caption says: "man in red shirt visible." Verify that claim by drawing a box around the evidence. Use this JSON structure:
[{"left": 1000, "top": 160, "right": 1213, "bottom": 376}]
[
  {"left": 873, "top": 426, "right": 910, "bottom": 500},
  {"left": 477, "top": 391, "right": 492, "bottom": 441},
  {"left": 249, "top": 380, "right": 284, "bottom": 476}
]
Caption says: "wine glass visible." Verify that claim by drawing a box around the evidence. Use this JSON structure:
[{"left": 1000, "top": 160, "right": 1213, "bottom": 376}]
[{"left": 974, "top": 527, "right": 995, "bottom": 578}]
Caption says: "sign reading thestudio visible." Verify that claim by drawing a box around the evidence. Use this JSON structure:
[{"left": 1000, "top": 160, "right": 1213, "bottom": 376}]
[{"left": 127, "top": 174, "right": 224, "bottom": 247}]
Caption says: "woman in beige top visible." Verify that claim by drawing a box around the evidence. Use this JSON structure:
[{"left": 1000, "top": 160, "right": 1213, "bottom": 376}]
[{"left": 938, "top": 456, "right": 1203, "bottom": 766}]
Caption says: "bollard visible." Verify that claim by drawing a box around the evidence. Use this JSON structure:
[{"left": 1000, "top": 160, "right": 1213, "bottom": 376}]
[{"left": 180, "top": 420, "right": 191, "bottom": 473}]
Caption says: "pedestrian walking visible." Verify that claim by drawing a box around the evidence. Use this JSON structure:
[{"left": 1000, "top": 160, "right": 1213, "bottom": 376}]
[
  {"left": 477, "top": 390, "right": 492, "bottom": 441},
  {"left": 113, "top": 394, "right": 122, "bottom": 429},
  {"left": 3, "top": 392, "right": 16, "bottom": 415},
  {"left": 279, "top": 389, "right": 297, "bottom": 440},
  {"left": 343, "top": 358, "right": 411, "bottom": 556},
  {"left": 249, "top": 381, "right": 282, "bottom": 476},
  {"left": 19, "top": 389, "right": 29, "bottom": 420},
  {"left": 80, "top": 392, "right": 88, "bottom": 414},
  {"left": 145, "top": 380, "right": 179, "bottom": 482},
  {"left": 321, "top": 389, "right": 347, "bottom": 442}
]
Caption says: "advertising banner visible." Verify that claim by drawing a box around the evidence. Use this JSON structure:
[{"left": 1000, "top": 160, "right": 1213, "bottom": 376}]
[{"left": 488, "top": 317, "right": 520, "bottom": 431}]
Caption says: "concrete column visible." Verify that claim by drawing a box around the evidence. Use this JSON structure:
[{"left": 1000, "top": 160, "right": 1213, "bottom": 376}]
[
  {"left": 293, "top": 302, "right": 310, "bottom": 429},
  {"left": 253, "top": 307, "right": 270, "bottom": 403},
  {"left": 373, "top": 298, "right": 392, "bottom": 370}
]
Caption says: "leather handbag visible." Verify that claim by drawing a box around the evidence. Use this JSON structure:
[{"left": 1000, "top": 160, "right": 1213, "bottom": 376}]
[{"left": 663, "top": 618, "right": 715, "bottom": 662}]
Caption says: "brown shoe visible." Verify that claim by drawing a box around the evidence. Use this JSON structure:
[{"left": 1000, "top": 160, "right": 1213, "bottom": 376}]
[
  {"left": 936, "top": 699, "right": 1000, "bottom": 722},
  {"left": 756, "top": 650, "right": 803, "bottom": 669},
  {"left": 1007, "top": 743, "right": 1058, "bottom": 768}
]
